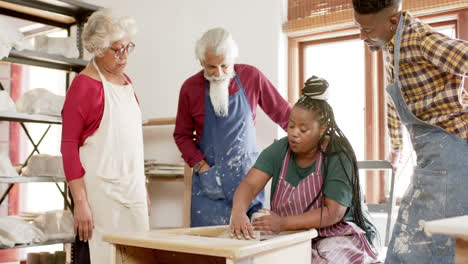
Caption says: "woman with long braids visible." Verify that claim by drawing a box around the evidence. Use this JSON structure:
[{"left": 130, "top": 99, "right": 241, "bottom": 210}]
[{"left": 230, "top": 76, "right": 378, "bottom": 263}]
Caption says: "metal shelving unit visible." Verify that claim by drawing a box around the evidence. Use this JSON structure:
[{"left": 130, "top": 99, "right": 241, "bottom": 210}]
[
  {"left": 0, "top": 0, "right": 100, "bottom": 25},
  {"left": 0, "top": 0, "right": 100, "bottom": 58},
  {"left": 0, "top": 0, "right": 101, "bottom": 253},
  {"left": 5, "top": 49, "right": 88, "bottom": 72},
  {"left": 0, "top": 176, "right": 65, "bottom": 183},
  {"left": 0, "top": 113, "right": 63, "bottom": 206}
]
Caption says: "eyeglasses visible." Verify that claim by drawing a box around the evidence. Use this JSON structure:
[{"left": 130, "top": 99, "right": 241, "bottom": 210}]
[{"left": 109, "top": 42, "right": 135, "bottom": 58}]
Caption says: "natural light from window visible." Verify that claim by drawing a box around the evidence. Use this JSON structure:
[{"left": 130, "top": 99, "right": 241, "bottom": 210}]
[{"left": 304, "top": 38, "right": 365, "bottom": 161}]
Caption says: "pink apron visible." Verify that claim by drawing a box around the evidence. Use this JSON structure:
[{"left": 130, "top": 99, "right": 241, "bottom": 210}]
[{"left": 271, "top": 150, "right": 377, "bottom": 263}]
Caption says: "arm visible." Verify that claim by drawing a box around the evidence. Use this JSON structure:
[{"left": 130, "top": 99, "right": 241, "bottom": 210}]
[
  {"left": 420, "top": 32, "right": 468, "bottom": 76},
  {"left": 255, "top": 68, "right": 292, "bottom": 131},
  {"left": 230, "top": 168, "right": 271, "bottom": 239},
  {"left": 68, "top": 178, "right": 94, "bottom": 241},
  {"left": 61, "top": 81, "right": 87, "bottom": 182},
  {"left": 173, "top": 84, "right": 205, "bottom": 167},
  {"left": 421, "top": 33, "right": 468, "bottom": 106},
  {"left": 387, "top": 95, "right": 404, "bottom": 168},
  {"left": 253, "top": 197, "right": 347, "bottom": 234},
  {"left": 61, "top": 77, "right": 94, "bottom": 240}
]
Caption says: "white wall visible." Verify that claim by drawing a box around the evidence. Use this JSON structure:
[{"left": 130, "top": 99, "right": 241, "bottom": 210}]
[{"left": 88, "top": 0, "right": 288, "bottom": 228}]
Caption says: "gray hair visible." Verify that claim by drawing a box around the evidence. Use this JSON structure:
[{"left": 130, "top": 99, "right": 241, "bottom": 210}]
[
  {"left": 195, "top": 28, "right": 239, "bottom": 62},
  {"left": 82, "top": 8, "right": 137, "bottom": 56}
]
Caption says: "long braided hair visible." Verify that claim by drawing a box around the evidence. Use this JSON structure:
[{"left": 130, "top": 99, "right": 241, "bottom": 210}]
[{"left": 296, "top": 76, "right": 377, "bottom": 247}]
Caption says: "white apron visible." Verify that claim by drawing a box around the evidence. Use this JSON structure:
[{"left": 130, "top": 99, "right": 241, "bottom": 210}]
[{"left": 79, "top": 60, "right": 149, "bottom": 263}]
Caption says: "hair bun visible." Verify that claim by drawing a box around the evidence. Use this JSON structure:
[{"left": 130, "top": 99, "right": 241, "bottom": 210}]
[{"left": 301, "top": 76, "right": 329, "bottom": 101}]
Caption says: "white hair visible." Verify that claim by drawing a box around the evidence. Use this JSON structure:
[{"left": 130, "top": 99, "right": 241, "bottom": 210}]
[
  {"left": 204, "top": 71, "right": 234, "bottom": 117},
  {"left": 195, "top": 28, "right": 239, "bottom": 62},
  {"left": 82, "top": 8, "right": 137, "bottom": 56}
]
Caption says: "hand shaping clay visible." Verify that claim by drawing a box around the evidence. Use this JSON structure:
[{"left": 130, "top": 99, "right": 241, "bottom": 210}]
[{"left": 251, "top": 211, "right": 270, "bottom": 239}]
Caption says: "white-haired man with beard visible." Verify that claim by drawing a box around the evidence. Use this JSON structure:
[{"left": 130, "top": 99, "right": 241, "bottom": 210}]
[{"left": 174, "top": 28, "right": 291, "bottom": 227}]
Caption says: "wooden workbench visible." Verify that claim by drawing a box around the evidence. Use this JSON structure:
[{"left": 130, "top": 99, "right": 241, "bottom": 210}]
[
  {"left": 424, "top": 215, "right": 468, "bottom": 264},
  {"left": 103, "top": 225, "right": 317, "bottom": 264}
]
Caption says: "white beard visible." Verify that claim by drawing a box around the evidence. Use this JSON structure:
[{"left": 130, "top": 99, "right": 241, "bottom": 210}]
[{"left": 204, "top": 71, "right": 235, "bottom": 117}]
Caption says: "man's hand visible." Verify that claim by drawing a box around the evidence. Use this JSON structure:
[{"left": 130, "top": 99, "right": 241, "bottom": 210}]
[
  {"left": 198, "top": 163, "right": 210, "bottom": 174},
  {"left": 389, "top": 150, "right": 403, "bottom": 171}
]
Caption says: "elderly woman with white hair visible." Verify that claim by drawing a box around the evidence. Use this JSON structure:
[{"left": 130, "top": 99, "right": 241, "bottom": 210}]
[
  {"left": 174, "top": 28, "right": 291, "bottom": 227},
  {"left": 60, "top": 8, "right": 149, "bottom": 263}
]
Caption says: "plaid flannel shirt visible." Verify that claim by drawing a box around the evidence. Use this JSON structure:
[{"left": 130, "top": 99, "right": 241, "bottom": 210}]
[{"left": 384, "top": 11, "right": 468, "bottom": 153}]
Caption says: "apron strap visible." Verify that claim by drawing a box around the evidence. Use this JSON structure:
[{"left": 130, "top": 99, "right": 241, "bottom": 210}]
[
  {"left": 393, "top": 13, "right": 405, "bottom": 81},
  {"left": 303, "top": 151, "right": 324, "bottom": 212},
  {"left": 92, "top": 58, "right": 128, "bottom": 85},
  {"left": 92, "top": 58, "right": 106, "bottom": 82},
  {"left": 459, "top": 76, "right": 468, "bottom": 107}
]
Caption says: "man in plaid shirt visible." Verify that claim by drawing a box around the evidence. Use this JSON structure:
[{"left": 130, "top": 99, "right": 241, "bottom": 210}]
[{"left": 353, "top": 0, "right": 467, "bottom": 263}]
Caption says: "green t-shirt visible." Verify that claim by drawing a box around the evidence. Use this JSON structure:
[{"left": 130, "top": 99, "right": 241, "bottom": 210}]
[
  {"left": 253, "top": 137, "right": 353, "bottom": 207},
  {"left": 253, "top": 137, "right": 376, "bottom": 242}
]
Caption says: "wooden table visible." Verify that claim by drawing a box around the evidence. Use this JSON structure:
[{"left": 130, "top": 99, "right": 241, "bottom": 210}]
[
  {"left": 103, "top": 225, "right": 317, "bottom": 264},
  {"left": 424, "top": 215, "right": 468, "bottom": 264}
]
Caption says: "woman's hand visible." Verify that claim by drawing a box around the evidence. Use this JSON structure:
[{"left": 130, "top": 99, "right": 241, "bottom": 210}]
[
  {"left": 74, "top": 200, "right": 94, "bottom": 242},
  {"left": 252, "top": 209, "right": 286, "bottom": 234},
  {"left": 230, "top": 209, "right": 255, "bottom": 240},
  {"left": 230, "top": 168, "right": 272, "bottom": 239}
]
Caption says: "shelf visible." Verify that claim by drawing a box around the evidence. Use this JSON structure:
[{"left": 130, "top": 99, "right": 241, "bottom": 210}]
[
  {"left": 0, "top": 111, "right": 61, "bottom": 124},
  {"left": 0, "top": 0, "right": 100, "bottom": 28},
  {"left": 3, "top": 49, "right": 88, "bottom": 72},
  {"left": 143, "top": 117, "right": 176, "bottom": 126},
  {"left": 146, "top": 174, "right": 184, "bottom": 182},
  {"left": 1, "top": 238, "right": 74, "bottom": 249},
  {"left": 0, "top": 112, "right": 177, "bottom": 127},
  {"left": 0, "top": 0, "right": 98, "bottom": 251},
  {"left": 0, "top": 176, "right": 65, "bottom": 183}
]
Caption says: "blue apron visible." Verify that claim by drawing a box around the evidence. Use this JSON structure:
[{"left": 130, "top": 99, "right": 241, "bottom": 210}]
[
  {"left": 191, "top": 75, "right": 264, "bottom": 227},
  {"left": 385, "top": 14, "right": 468, "bottom": 264}
]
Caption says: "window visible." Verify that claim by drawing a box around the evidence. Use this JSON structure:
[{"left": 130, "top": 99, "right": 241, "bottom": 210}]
[{"left": 303, "top": 37, "right": 366, "bottom": 160}]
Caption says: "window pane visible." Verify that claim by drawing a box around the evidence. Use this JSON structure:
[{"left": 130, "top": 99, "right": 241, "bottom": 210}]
[
  {"left": 304, "top": 39, "right": 365, "bottom": 160},
  {"left": 437, "top": 25, "right": 456, "bottom": 38}
]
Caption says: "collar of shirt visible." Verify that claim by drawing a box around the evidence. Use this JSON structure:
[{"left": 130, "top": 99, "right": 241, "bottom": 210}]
[{"left": 386, "top": 11, "right": 412, "bottom": 54}]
